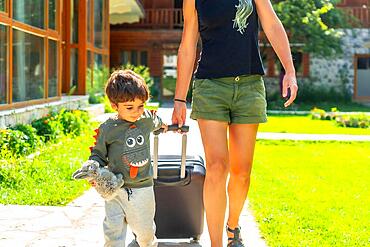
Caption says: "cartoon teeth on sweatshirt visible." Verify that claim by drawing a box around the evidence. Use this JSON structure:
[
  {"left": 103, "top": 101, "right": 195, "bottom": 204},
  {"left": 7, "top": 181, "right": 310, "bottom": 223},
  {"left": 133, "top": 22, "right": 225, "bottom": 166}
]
[{"left": 121, "top": 124, "right": 149, "bottom": 178}]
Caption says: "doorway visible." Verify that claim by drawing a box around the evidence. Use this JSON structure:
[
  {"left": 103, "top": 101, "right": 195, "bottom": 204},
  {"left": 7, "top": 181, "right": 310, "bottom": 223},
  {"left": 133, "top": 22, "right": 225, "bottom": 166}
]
[{"left": 355, "top": 55, "right": 370, "bottom": 100}]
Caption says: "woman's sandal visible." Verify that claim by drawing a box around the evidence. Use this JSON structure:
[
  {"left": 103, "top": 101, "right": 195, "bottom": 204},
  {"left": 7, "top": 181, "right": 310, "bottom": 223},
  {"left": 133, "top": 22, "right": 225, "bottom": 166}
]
[{"left": 227, "top": 225, "right": 245, "bottom": 247}]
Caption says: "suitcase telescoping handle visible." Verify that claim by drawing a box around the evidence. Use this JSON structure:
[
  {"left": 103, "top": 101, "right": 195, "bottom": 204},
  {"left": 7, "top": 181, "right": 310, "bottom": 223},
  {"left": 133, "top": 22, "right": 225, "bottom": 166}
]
[{"left": 153, "top": 124, "right": 189, "bottom": 179}]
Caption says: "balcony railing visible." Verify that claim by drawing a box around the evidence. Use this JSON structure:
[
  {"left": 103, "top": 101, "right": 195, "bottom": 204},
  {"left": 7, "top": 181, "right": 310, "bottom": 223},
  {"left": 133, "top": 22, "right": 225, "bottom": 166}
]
[
  {"left": 115, "top": 6, "right": 368, "bottom": 29},
  {"left": 339, "top": 6, "right": 370, "bottom": 27},
  {"left": 116, "top": 8, "right": 183, "bottom": 29}
]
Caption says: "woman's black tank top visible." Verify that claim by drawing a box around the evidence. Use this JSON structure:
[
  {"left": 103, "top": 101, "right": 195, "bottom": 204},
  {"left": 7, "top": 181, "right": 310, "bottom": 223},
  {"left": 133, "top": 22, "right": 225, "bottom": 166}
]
[{"left": 194, "top": 0, "right": 265, "bottom": 79}]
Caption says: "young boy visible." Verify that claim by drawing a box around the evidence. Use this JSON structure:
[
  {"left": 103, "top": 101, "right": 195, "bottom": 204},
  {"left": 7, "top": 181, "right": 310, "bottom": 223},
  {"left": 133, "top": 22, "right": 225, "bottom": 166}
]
[{"left": 89, "top": 69, "right": 166, "bottom": 247}]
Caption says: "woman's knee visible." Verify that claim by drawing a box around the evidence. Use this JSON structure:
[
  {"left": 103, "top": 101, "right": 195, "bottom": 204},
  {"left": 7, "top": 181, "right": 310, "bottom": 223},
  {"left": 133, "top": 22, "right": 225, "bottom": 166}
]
[
  {"left": 206, "top": 156, "right": 229, "bottom": 179},
  {"left": 230, "top": 166, "right": 252, "bottom": 183}
]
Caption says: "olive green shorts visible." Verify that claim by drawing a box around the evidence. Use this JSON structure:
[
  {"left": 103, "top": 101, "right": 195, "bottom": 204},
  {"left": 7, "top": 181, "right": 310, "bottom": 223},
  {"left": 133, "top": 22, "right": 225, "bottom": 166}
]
[{"left": 190, "top": 74, "right": 267, "bottom": 124}]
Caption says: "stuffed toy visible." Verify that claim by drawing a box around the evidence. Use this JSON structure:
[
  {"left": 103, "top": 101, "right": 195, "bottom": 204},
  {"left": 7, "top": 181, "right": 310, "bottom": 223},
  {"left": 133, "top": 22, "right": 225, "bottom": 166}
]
[{"left": 72, "top": 160, "right": 124, "bottom": 200}]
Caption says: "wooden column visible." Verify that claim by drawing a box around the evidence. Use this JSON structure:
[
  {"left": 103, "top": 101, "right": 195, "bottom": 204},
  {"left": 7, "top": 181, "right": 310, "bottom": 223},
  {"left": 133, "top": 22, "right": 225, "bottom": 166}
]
[{"left": 78, "top": 0, "right": 87, "bottom": 95}]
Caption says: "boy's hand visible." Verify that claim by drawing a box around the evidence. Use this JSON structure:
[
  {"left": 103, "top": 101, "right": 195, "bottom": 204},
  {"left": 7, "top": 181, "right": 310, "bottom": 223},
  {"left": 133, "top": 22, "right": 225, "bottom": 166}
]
[
  {"left": 87, "top": 178, "right": 97, "bottom": 187},
  {"left": 161, "top": 124, "right": 168, "bottom": 133}
]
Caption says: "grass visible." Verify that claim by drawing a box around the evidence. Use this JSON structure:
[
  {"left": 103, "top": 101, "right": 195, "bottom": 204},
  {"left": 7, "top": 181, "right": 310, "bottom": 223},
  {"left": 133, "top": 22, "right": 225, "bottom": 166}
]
[
  {"left": 0, "top": 131, "right": 94, "bottom": 205},
  {"left": 162, "top": 76, "right": 176, "bottom": 93},
  {"left": 267, "top": 100, "right": 370, "bottom": 112},
  {"left": 250, "top": 140, "right": 370, "bottom": 247},
  {"left": 259, "top": 115, "right": 370, "bottom": 135}
]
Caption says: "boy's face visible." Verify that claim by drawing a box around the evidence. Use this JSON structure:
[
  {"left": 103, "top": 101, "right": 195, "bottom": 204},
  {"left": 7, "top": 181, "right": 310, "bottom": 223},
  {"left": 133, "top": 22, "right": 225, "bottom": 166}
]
[{"left": 111, "top": 98, "right": 145, "bottom": 122}]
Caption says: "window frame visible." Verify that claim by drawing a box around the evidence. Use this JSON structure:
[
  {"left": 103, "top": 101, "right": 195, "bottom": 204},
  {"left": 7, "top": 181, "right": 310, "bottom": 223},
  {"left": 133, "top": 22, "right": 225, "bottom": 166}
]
[
  {"left": 0, "top": 0, "right": 62, "bottom": 110},
  {"left": 260, "top": 46, "right": 310, "bottom": 78},
  {"left": 354, "top": 54, "right": 370, "bottom": 101}
]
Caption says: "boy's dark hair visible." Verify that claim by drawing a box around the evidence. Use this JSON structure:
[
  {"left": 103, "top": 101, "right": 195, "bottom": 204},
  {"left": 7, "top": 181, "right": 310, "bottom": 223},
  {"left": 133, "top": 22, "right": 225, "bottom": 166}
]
[{"left": 105, "top": 69, "right": 149, "bottom": 104}]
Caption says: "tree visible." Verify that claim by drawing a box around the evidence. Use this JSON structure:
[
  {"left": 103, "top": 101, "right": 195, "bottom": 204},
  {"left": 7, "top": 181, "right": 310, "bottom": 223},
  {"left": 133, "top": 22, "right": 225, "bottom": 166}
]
[{"left": 271, "top": 0, "right": 352, "bottom": 57}]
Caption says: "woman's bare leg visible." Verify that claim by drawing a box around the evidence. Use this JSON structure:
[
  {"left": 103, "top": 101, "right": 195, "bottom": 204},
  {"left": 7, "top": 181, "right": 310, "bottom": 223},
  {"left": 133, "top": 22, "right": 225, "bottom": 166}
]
[
  {"left": 227, "top": 124, "right": 259, "bottom": 237},
  {"left": 198, "top": 119, "right": 229, "bottom": 247}
]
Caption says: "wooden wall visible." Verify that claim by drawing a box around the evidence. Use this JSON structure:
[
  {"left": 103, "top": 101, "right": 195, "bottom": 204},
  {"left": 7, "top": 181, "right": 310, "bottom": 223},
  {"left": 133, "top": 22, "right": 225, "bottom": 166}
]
[
  {"left": 337, "top": 0, "right": 369, "bottom": 6},
  {"left": 110, "top": 30, "right": 182, "bottom": 77},
  {"left": 141, "top": 0, "right": 174, "bottom": 8}
]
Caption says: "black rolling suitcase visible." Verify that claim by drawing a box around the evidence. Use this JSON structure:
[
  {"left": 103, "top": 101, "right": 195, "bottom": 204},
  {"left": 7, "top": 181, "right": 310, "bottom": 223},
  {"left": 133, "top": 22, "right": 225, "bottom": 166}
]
[{"left": 152, "top": 125, "right": 206, "bottom": 242}]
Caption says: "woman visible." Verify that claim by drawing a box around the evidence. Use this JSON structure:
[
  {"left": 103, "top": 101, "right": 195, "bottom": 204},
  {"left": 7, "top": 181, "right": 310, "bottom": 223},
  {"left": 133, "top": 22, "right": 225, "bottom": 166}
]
[{"left": 171, "top": 0, "right": 298, "bottom": 246}]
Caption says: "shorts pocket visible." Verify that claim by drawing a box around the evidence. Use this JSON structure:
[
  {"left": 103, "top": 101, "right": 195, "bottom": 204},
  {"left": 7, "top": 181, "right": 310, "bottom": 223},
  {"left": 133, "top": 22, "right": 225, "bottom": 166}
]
[
  {"left": 253, "top": 79, "right": 266, "bottom": 97},
  {"left": 192, "top": 78, "right": 207, "bottom": 91}
]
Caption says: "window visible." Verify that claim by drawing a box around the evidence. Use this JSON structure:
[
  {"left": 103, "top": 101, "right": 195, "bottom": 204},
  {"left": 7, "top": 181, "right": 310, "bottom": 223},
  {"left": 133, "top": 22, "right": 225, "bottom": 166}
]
[
  {"left": 71, "top": 0, "right": 79, "bottom": 43},
  {"left": 131, "top": 50, "right": 138, "bottom": 66},
  {"left": 121, "top": 51, "right": 130, "bottom": 65},
  {"left": 87, "top": 0, "right": 92, "bottom": 43},
  {"left": 356, "top": 56, "right": 370, "bottom": 98},
  {"left": 120, "top": 50, "right": 148, "bottom": 67},
  {"left": 48, "top": 40, "right": 58, "bottom": 97},
  {"left": 140, "top": 51, "right": 148, "bottom": 66},
  {"left": 358, "top": 57, "right": 370, "bottom": 69},
  {"left": 260, "top": 47, "right": 309, "bottom": 77},
  {"left": 94, "top": 0, "right": 103, "bottom": 48},
  {"left": 292, "top": 52, "right": 304, "bottom": 76},
  {"left": 13, "top": 1, "right": 44, "bottom": 29},
  {"left": 0, "top": 25, "right": 7, "bottom": 104},
  {"left": 0, "top": 0, "right": 6, "bottom": 12},
  {"left": 86, "top": 51, "right": 92, "bottom": 92},
  {"left": 12, "top": 29, "right": 44, "bottom": 102},
  {"left": 49, "top": 0, "right": 57, "bottom": 30},
  {"left": 70, "top": 48, "right": 78, "bottom": 89}
]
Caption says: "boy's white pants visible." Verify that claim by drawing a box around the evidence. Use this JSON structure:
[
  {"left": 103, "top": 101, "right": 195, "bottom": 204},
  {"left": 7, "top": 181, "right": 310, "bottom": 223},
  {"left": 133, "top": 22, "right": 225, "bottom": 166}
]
[{"left": 103, "top": 186, "right": 157, "bottom": 247}]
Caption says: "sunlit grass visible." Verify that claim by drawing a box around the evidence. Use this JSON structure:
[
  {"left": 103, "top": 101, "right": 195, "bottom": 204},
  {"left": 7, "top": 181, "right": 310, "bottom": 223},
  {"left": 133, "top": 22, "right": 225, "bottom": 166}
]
[
  {"left": 250, "top": 140, "right": 370, "bottom": 246},
  {"left": 0, "top": 131, "right": 94, "bottom": 205},
  {"left": 260, "top": 115, "right": 370, "bottom": 135}
]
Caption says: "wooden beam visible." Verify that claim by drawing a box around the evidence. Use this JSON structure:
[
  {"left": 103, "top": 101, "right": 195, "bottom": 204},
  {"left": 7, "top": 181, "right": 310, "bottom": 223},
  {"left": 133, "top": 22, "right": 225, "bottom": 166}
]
[{"left": 78, "top": 0, "right": 87, "bottom": 95}]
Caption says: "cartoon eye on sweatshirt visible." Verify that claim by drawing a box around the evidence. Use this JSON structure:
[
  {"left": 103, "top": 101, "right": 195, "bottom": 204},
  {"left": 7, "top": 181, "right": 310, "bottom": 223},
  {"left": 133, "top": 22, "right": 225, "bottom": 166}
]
[{"left": 121, "top": 124, "right": 149, "bottom": 178}]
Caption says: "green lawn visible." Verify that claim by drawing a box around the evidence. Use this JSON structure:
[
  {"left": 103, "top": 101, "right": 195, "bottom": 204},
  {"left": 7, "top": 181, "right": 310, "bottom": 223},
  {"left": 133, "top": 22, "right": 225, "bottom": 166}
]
[
  {"left": 250, "top": 140, "right": 370, "bottom": 247},
  {"left": 267, "top": 101, "right": 370, "bottom": 112},
  {"left": 0, "top": 132, "right": 93, "bottom": 205},
  {"left": 259, "top": 115, "right": 370, "bottom": 135}
]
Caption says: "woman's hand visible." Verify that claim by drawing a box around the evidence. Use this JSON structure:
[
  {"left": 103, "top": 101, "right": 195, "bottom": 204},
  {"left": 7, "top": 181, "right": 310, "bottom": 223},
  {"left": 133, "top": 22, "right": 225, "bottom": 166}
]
[
  {"left": 282, "top": 72, "right": 298, "bottom": 107},
  {"left": 172, "top": 101, "right": 187, "bottom": 128}
]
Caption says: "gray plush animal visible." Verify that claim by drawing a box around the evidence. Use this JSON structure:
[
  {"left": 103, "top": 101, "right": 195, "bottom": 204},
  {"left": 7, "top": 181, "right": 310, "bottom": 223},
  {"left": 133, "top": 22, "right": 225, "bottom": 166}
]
[{"left": 72, "top": 160, "right": 124, "bottom": 200}]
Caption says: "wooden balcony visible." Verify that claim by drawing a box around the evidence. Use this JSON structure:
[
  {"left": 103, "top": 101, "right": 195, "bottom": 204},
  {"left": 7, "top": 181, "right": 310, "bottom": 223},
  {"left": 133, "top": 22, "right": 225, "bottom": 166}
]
[
  {"left": 112, "top": 6, "right": 369, "bottom": 29},
  {"left": 336, "top": 0, "right": 368, "bottom": 7},
  {"left": 338, "top": 6, "right": 370, "bottom": 27},
  {"left": 112, "top": 8, "right": 183, "bottom": 29}
]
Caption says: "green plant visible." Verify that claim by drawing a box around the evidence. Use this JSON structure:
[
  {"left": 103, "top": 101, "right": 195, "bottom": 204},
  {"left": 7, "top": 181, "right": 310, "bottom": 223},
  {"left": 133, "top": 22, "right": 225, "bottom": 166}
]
[
  {"left": 104, "top": 95, "right": 115, "bottom": 113},
  {"left": 0, "top": 129, "right": 32, "bottom": 157},
  {"left": 310, "top": 107, "right": 338, "bottom": 120},
  {"left": 31, "top": 114, "right": 63, "bottom": 142},
  {"left": 335, "top": 114, "right": 370, "bottom": 128},
  {"left": 0, "top": 131, "right": 93, "bottom": 205},
  {"left": 58, "top": 109, "right": 90, "bottom": 136},
  {"left": 88, "top": 92, "right": 104, "bottom": 104},
  {"left": 10, "top": 124, "right": 42, "bottom": 150}
]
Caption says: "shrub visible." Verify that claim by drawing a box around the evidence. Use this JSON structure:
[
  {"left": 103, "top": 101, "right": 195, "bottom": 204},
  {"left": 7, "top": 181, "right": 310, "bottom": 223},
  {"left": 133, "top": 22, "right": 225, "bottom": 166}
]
[
  {"left": 336, "top": 114, "right": 370, "bottom": 128},
  {"left": 31, "top": 113, "right": 63, "bottom": 142},
  {"left": 311, "top": 107, "right": 370, "bottom": 129},
  {"left": 58, "top": 109, "right": 90, "bottom": 136},
  {"left": 9, "top": 124, "right": 42, "bottom": 150},
  {"left": 296, "top": 82, "right": 350, "bottom": 104},
  {"left": 88, "top": 92, "right": 104, "bottom": 104},
  {"left": 0, "top": 129, "right": 32, "bottom": 157},
  {"left": 104, "top": 95, "right": 115, "bottom": 113},
  {"left": 310, "top": 107, "right": 338, "bottom": 120}
]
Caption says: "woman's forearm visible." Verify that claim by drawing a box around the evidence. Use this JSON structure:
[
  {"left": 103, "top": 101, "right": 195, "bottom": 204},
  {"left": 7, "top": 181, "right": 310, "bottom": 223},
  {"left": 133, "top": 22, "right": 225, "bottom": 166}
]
[
  {"left": 264, "top": 21, "right": 295, "bottom": 74},
  {"left": 175, "top": 45, "right": 197, "bottom": 100}
]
